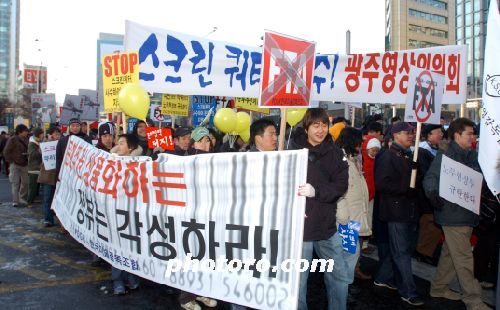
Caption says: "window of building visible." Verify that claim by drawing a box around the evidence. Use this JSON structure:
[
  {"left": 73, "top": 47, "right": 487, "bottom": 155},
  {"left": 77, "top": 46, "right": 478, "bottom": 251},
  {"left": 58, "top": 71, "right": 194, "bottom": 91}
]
[
  {"left": 465, "top": 27, "right": 472, "bottom": 38},
  {"left": 457, "top": 27, "right": 463, "bottom": 39},
  {"left": 465, "top": 13, "right": 472, "bottom": 25},
  {"left": 474, "top": 11, "right": 481, "bottom": 23},
  {"left": 409, "top": 9, "right": 447, "bottom": 24},
  {"left": 457, "top": 2, "right": 463, "bottom": 14},
  {"left": 413, "top": 0, "right": 447, "bottom": 10},
  {"left": 457, "top": 14, "right": 463, "bottom": 26},
  {"left": 408, "top": 39, "right": 440, "bottom": 48},
  {"left": 465, "top": 0, "right": 472, "bottom": 14},
  {"left": 474, "top": 24, "right": 481, "bottom": 36}
]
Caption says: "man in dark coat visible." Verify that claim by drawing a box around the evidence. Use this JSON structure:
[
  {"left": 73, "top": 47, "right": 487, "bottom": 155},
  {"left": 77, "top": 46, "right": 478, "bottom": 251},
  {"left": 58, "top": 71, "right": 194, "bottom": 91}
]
[
  {"left": 3, "top": 124, "right": 29, "bottom": 207},
  {"left": 290, "top": 108, "right": 349, "bottom": 310},
  {"left": 373, "top": 122, "right": 424, "bottom": 306},
  {"left": 423, "top": 118, "right": 489, "bottom": 310},
  {"left": 55, "top": 118, "right": 92, "bottom": 178}
]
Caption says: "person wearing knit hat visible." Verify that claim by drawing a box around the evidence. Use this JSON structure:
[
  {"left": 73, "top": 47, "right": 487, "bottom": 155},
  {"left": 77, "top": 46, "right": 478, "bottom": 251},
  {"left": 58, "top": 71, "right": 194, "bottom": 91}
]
[
  {"left": 329, "top": 122, "right": 346, "bottom": 141},
  {"left": 366, "top": 137, "right": 382, "bottom": 158},
  {"left": 96, "top": 122, "right": 115, "bottom": 152}
]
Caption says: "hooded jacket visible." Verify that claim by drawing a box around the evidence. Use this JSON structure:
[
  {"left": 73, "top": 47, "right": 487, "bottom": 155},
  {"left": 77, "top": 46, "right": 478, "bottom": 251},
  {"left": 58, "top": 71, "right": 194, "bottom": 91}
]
[
  {"left": 423, "top": 141, "right": 481, "bottom": 227},
  {"left": 290, "top": 128, "right": 349, "bottom": 241}
]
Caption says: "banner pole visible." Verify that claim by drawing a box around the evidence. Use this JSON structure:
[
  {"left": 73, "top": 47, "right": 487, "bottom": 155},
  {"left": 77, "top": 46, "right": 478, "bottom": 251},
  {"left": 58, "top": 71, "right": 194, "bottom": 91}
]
[
  {"left": 351, "top": 107, "right": 356, "bottom": 127},
  {"left": 172, "top": 115, "right": 176, "bottom": 128},
  {"left": 278, "top": 108, "right": 287, "bottom": 151},
  {"left": 410, "top": 122, "right": 422, "bottom": 188},
  {"left": 122, "top": 112, "right": 127, "bottom": 134},
  {"left": 114, "top": 113, "right": 120, "bottom": 144}
]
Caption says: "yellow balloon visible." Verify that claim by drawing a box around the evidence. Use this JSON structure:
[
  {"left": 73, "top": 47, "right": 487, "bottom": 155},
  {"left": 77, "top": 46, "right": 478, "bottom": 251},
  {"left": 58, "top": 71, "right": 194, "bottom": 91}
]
[
  {"left": 118, "top": 83, "right": 150, "bottom": 120},
  {"left": 239, "top": 129, "right": 250, "bottom": 143},
  {"left": 214, "top": 108, "right": 237, "bottom": 133},
  {"left": 235, "top": 112, "right": 251, "bottom": 133},
  {"left": 286, "top": 108, "right": 308, "bottom": 127}
]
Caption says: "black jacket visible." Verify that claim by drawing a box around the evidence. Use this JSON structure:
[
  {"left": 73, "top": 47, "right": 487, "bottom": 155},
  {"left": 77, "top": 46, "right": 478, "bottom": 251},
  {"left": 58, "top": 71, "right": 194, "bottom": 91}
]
[
  {"left": 290, "top": 129, "right": 349, "bottom": 241},
  {"left": 56, "top": 132, "right": 92, "bottom": 178},
  {"left": 423, "top": 141, "right": 481, "bottom": 227},
  {"left": 375, "top": 143, "right": 420, "bottom": 223},
  {"left": 416, "top": 147, "right": 437, "bottom": 214}
]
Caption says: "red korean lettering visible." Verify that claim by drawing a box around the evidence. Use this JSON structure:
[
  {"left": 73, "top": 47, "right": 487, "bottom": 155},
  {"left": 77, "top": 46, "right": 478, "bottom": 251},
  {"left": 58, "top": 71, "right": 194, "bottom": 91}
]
[
  {"left": 89, "top": 157, "right": 105, "bottom": 191},
  {"left": 344, "top": 54, "right": 363, "bottom": 92},
  {"left": 381, "top": 52, "right": 398, "bottom": 94},
  {"left": 446, "top": 54, "right": 460, "bottom": 94},
  {"left": 152, "top": 162, "right": 187, "bottom": 207},
  {"left": 416, "top": 53, "right": 431, "bottom": 70},
  {"left": 63, "top": 140, "right": 77, "bottom": 170},
  {"left": 431, "top": 54, "right": 446, "bottom": 75},
  {"left": 362, "top": 53, "right": 380, "bottom": 92},
  {"left": 98, "top": 160, "right": 123, "bottom": 198}
]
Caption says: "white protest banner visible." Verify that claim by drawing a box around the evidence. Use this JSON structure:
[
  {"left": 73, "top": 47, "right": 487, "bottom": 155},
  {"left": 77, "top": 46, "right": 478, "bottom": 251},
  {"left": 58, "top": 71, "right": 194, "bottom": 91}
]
[
  {"left": 40, "top": 140, "right": 58, "bottom": 170},
  {"left": 53, "top": 136, "right": 308, "bottom": 310},
  {"left": 404, "top": 66, "right": 444, "bottom": 124},
  {"left": 259, "top": 31, "right": 315, "bottom": 108},
  {"left": 478, "top": 0, "right": 500, "bottom": 196},
  {"left": 31, "top": 93, "right": 57, "bottom": 125},
  {"left": 60, "top": 95, "right": 83, "bottom": 125},
  {"left": 439, "top": 155, "right": 483, "bottom": 215},
  {"left": 125, "top": 20, "right": 466, "bottom": 104},
  {"left": 78, "top": 89, "right": 100, "bottom": 121}
]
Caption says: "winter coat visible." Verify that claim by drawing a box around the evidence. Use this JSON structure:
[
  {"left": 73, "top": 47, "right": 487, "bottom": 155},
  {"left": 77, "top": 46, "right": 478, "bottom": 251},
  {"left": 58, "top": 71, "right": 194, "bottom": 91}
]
[
  {"left": 290, "top": 129, "right": 349, "bottom": 241},
  {"left": 110, "top": 145, "right": 144, "bottom": 157},
  {"left": 55, "top": 132, "right": 92, "bottom": 178},
  {"left": 423, "top": 141, "right": 481, "bottom": 227},
  {"left": 336, "top": 154, "right": 372, "bottom": 236},
  {"left": 375, "top": 142, "right": 420, "bottom": 223},
  {"left": 3, "top": 135, "right": 28, "bottom": 166},
  {"left": 416, "top": 146, "right": 437, "bottom": 214},
  {"left": 361, "top": 135, "right": 376, "bottom": 201},
  {"left": 38, "top": 163, "right": 57, "bottom": 186},
  {"left": 27, "top": 138, "right": 42, "bottom": 173}
]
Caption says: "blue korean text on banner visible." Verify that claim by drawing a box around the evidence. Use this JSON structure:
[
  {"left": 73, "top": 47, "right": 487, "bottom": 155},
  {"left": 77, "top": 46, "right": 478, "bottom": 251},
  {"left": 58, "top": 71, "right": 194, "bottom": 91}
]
[
  {"left": 338, "top": 220, "right": 360, "bottom": 254},
  {"left": 191, "top": 95, "right": 216, "bottom": 126},
  {"left": 127, "top": 117, "right": 138, "bottom": 134}
]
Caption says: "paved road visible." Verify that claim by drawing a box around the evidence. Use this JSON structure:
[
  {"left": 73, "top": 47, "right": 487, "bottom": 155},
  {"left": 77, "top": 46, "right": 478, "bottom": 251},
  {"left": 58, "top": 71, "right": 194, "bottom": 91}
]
[{"left": 0, "top": 174, "right": 494, "bottom": 309}]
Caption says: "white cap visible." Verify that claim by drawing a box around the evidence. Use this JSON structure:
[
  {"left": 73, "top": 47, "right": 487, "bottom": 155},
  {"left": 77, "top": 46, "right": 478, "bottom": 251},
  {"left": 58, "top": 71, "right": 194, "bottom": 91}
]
[{"left": 367, "top": 137, "right": 381, "bottom": 150}]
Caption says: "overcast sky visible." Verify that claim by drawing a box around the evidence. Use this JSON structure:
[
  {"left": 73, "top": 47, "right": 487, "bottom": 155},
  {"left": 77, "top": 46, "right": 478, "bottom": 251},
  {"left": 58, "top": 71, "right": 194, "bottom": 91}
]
[{"left": 19, "top": 0, "right": 385, "bottom": 102}]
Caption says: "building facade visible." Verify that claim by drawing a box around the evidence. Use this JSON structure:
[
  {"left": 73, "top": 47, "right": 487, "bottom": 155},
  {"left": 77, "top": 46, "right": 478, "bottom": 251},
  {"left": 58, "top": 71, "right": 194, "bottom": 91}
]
[
  {"left": 0, "top": 0, "right": 20, "bottom": 102},
  {"left": 386, "top": 0, "right": 456, "bottom": 51},
  {"left": 455, "top": 0, "right": 490, "bottom": 99}
]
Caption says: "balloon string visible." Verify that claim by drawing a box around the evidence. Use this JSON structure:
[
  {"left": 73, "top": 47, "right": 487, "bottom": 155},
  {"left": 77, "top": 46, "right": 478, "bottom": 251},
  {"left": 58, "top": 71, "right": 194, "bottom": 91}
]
[
  {"left": 286, "top": 126, "right": 293, "bottom": 150},
  {"left": 229, "top": 135, "right": 236, "bottom": 149}
]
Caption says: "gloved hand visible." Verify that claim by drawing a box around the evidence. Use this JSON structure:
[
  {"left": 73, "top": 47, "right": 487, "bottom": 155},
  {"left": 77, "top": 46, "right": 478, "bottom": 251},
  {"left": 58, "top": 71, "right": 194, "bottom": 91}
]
[
  {"left": 410, "top": 161, "right": 418, "bottom": 170},
  {"left": 298, "top": 184, "right": 316, "bottom": 198},
  {"left": 406, "top": 187, "right": 419, "bottom": 198},
  {"left": 428, "top": 191, "right": 445, "bottom": 210}
]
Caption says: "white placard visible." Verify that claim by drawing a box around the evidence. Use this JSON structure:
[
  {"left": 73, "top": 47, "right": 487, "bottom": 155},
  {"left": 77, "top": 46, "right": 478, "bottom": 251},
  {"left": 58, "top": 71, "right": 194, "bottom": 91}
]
[
  {"left": 439, "top": 155, "right": 483, "bottom": 215},
  {"left": 41, "top": 140, "right": 58, "bottom": 170},
  {"left": 404, "top": 66, "right": 445, "bottom": 124}
]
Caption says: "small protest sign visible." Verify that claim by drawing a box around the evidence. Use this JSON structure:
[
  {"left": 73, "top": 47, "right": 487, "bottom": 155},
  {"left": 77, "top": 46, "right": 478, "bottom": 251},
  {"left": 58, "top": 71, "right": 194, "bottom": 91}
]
[
  {"left": 40, "top": 140, "right": 58, "bottom": 170},
  {"left": 338, "top": 221, "right": 360, "bottom": 254},
  {"left": 145, "top": 127, "right": 174, "bottom": 150},
  {"left": 404, "top": 66, "right": 445, "bottom": 125},
  {"left": 439, "top": 155, "right": 483, "bottom": 215}
]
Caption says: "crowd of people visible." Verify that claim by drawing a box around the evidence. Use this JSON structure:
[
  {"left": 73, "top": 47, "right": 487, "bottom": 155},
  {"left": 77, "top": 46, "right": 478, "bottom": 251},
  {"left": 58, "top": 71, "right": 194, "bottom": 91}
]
[{"left": 0, "top": 108, "right": 498, "bottom": 310}]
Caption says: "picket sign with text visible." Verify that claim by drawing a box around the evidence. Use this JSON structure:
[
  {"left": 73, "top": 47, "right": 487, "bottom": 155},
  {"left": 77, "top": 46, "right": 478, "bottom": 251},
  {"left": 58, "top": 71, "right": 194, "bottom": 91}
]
[
  {"left": 145, "top": 127, "right": 174, "bottom": 150},
  {"left": 53, "top": 136, "right": 308, "bottom": 309},
  {"left": 125, "top": 20, "right": 467, "bottom": 104},
  {"left": 40, "top": 140, "right": 58, "bottom": 170},
  {"left": 439, "top": 155, "right": 483, "bottom": 215}
]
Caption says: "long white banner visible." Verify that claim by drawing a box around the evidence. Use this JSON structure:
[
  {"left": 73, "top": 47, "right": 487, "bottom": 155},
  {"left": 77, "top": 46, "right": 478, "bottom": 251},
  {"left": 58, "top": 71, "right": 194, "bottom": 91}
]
[
  {"left": 479, "top": 0, "right": 500, "bottom": 196},
  {"left": 53, "top": 136, "right": 308, "bottom": 309},
  {"left": 125, "top": 20, "right": 467, "bottom": 104}
]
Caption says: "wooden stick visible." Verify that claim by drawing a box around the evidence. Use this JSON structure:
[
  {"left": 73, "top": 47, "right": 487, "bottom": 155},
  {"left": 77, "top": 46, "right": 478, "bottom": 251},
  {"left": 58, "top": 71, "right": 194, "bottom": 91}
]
[
  {"left": 122, "top": 112, "right": 127, "bottom": 135},
  {"left": 278, "top": 108, "right": 287, "bottom": 151},
  {"left": 410, "top": 122, "right": 422, "bottom": 188},
  {"left": 172, "top": 115, "right": 176, "bottom": 128},
  {"left": 114, "top": 113, "right": 120, "bottom": 144},
  {"left": 351, "top": 107, "right": 355, "bottom": 127}
]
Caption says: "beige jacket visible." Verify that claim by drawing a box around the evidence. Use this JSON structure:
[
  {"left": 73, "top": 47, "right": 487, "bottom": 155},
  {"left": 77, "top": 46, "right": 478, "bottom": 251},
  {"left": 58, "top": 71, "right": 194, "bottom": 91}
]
[{"left": 336, "top": 154, "right": 372, "bottom": 236}]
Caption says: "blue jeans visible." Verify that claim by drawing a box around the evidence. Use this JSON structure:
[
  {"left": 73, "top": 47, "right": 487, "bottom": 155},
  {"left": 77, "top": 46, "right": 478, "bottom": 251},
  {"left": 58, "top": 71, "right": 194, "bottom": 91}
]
[
  {"left": 298, "top": 232, "right": 359, "bottom": 310},
  {"left": 375, "top": 222, "right": 417, "bottom": 299},
  {"left": 42, "top": 184, "right": 56, "bottom": 224}
]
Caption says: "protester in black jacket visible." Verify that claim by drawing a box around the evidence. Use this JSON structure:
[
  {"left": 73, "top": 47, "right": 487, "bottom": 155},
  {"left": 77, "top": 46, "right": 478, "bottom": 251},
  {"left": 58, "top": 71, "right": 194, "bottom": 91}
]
[
  {"left": 55, "top": 118, "right": 92, "bottom": 178},
  {"left": 373, "top": 122, "right": 425, "bottom": 307},
  {"left": 290, "top": 108, "right": 349, "bottom": 310}
]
